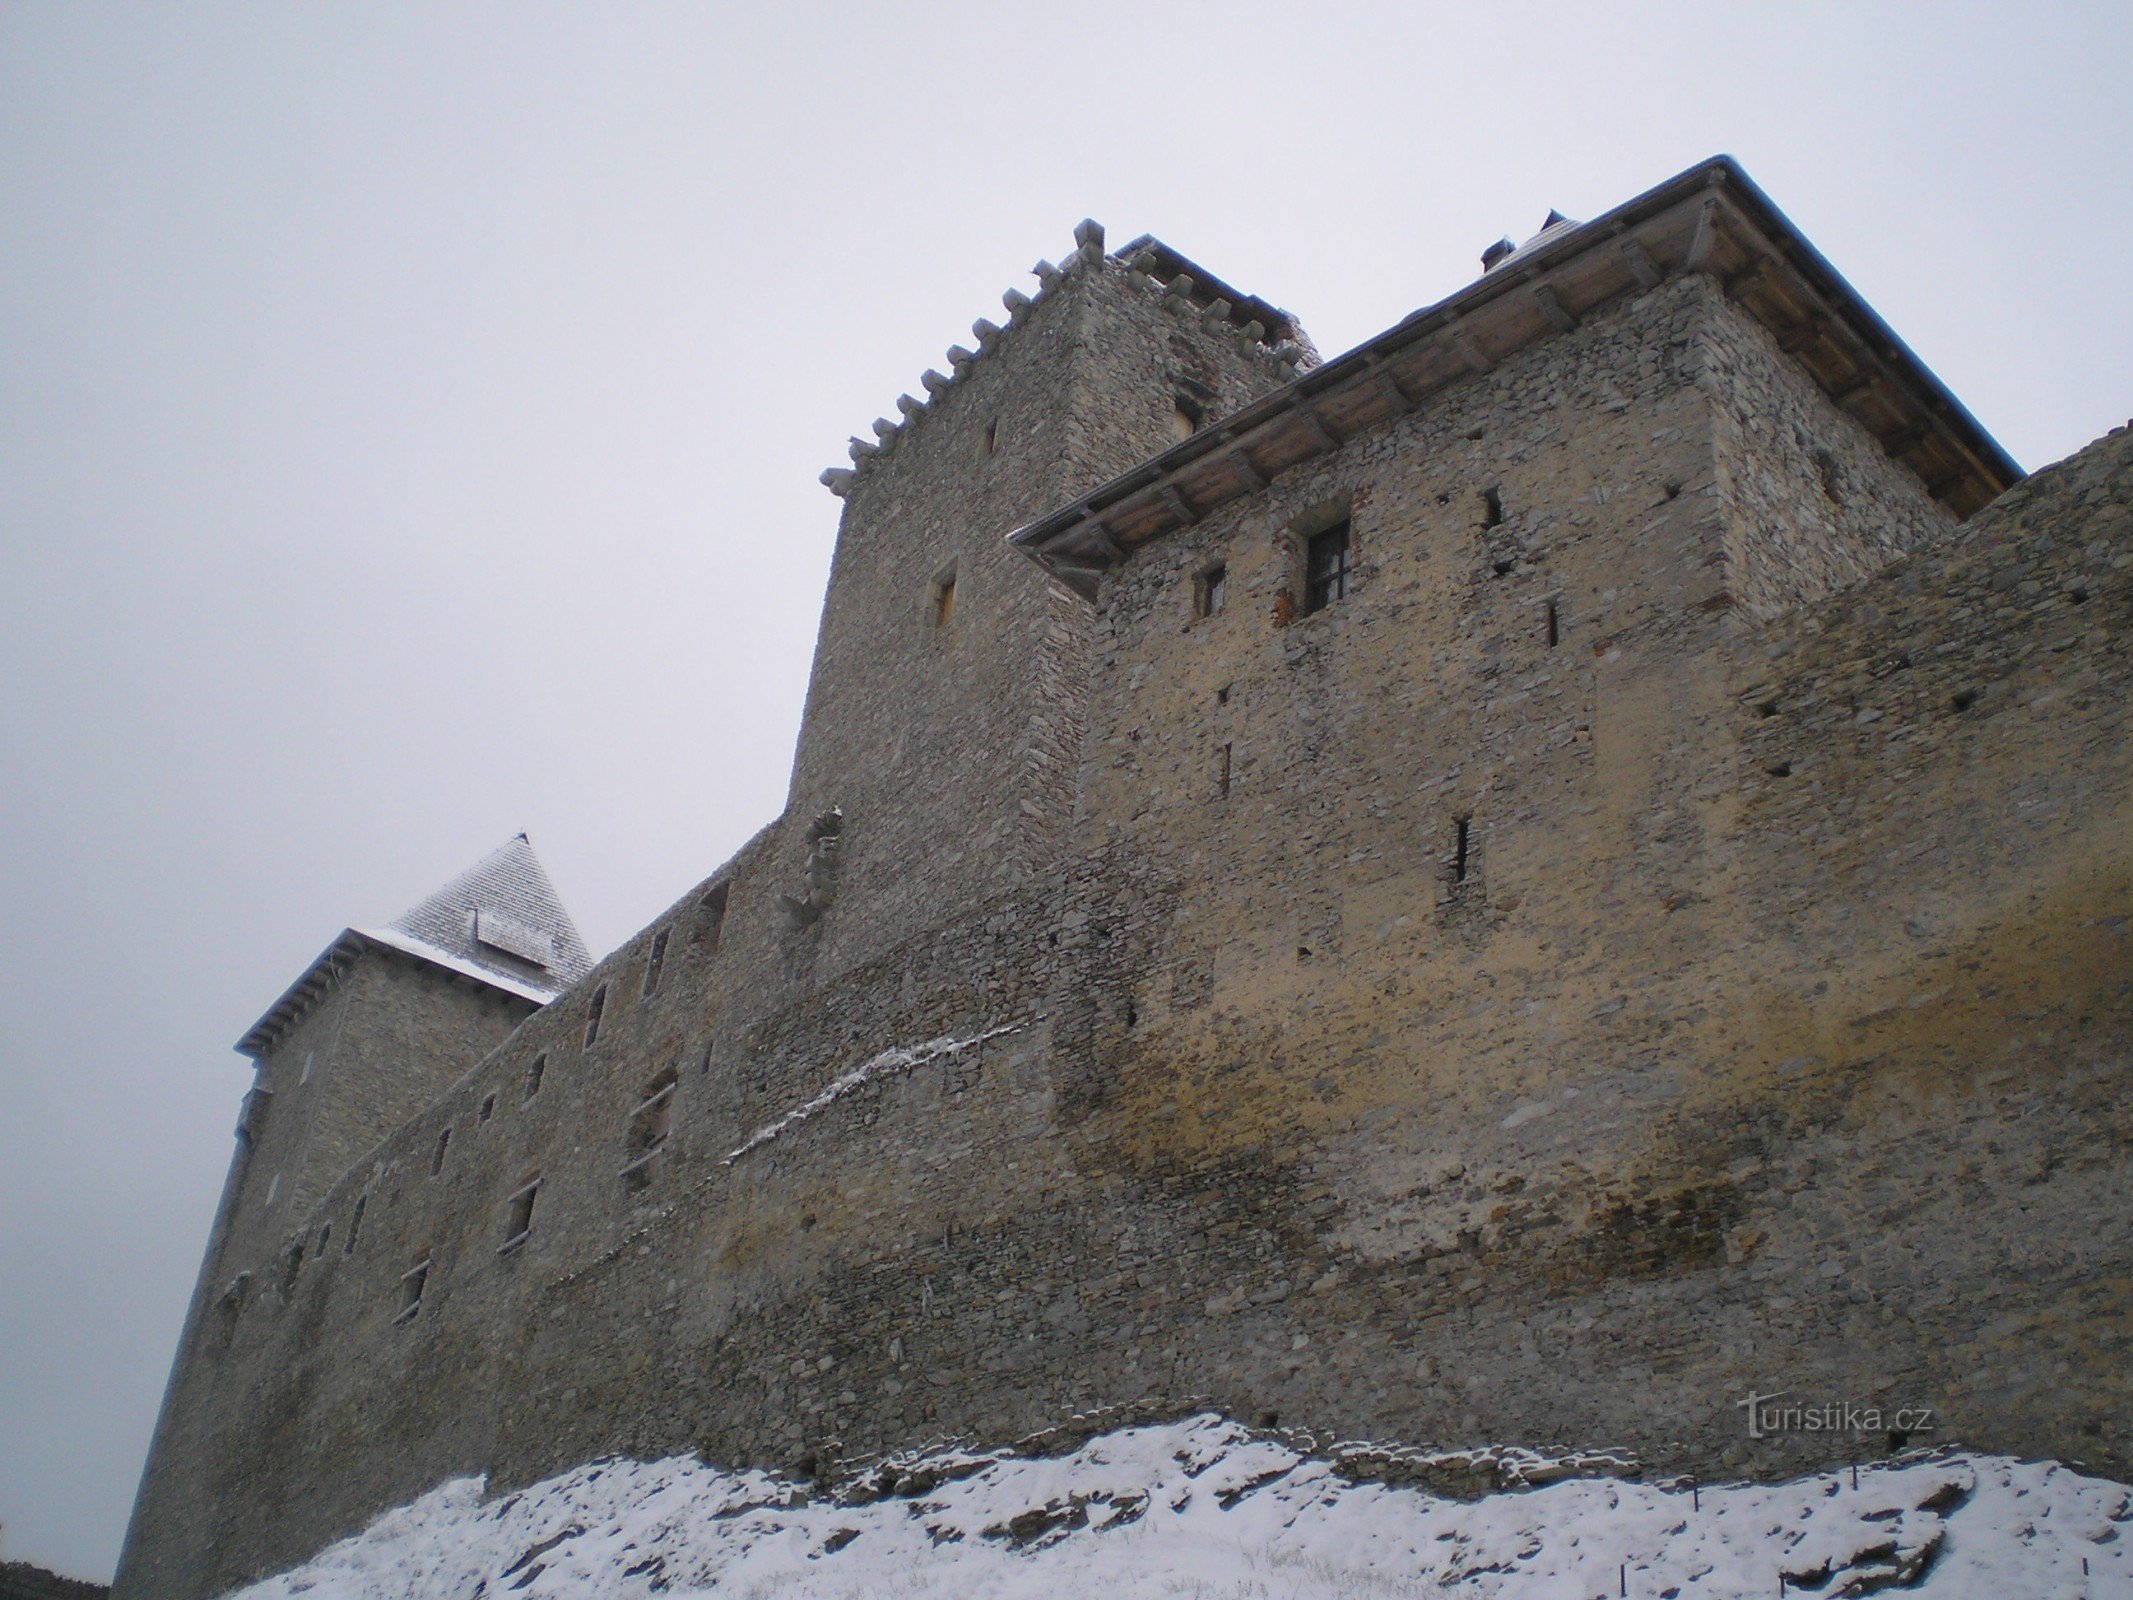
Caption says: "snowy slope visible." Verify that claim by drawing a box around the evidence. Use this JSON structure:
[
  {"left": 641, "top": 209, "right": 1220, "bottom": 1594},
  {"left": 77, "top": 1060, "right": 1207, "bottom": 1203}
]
[{"left": 231, "top": 1415, "right": 2129, "bottom": 1599}]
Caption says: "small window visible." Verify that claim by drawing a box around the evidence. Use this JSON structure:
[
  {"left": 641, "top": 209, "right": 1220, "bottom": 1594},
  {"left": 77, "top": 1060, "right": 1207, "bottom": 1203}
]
[
  {"left": 1815, "top": 450, "right": 1843, "bottom": 506},
  {"left": 1303, "top": 522, "right": 1352, "bottom": 614},
  {"left": 621, "top": 1069, "right": 679, "bottom": 1192},
  {"left": 1452, "top": 816, "right": 1472, "bottom": 885},
  {"left": 264, "top": 1172, "right": 280, "bottom": 1207},
  {"left": 929, "top": 566, "right": 958, "bottom": 628},
  {"left": 478, "top": 1094, "right": 496, "bottom": 1124},
  {"left": 500, "top": 1176, "right": 540, "bottom": 1254},
  {"left": 693, "top": 881, "right": 729, "bottom": 950},
  {"left": 1194, "top": 562, "right": 1228, "bottom": 619},
  {"left": 1215, "top": 743, "right": 1232, "bottom": 799},
  {"left": 1172, "top": 393, "right": 1205, "bottom": 440},
  {"left": 299, "top": 1050, "right": 315, "bottom": 1086},
  {"left": 395, "top": 1253, "right": 431, "bottom": 1325},
  {"left": 584, "top": 984, "right": 607, "bottom": 1048},
  {"left": 344, "top": 1195, "right": 366, "bottom": 1254},
  {"left": 524, "top": 1054, "right": 546, "bottom": 1101},
  {"left": 642, "top": 928, "right": 669, "bottom": 998},
  {"left": 1545, "top": 599, "right": 1560, "bottom": 648},
  {"left": 1482, "top": 486, "right": 1504, "bottom": 528},
  {"left": 982, "top": 418, "right": 998, "bottom": 455},
  {"left": 431, "top": 1126, "right": 451, "bottom": 1178}
]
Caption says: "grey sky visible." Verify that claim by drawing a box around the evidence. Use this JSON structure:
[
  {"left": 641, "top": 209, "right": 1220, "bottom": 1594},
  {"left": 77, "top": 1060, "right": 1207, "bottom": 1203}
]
[{"left": 1, "top": 1, "right": 2126, "bottom": 1581}]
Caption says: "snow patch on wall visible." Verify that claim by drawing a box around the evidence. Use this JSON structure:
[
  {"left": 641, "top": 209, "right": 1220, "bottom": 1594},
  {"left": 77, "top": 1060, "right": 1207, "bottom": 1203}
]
[{"left": 721, "top": 1020, "right": 1029, "bottom": 1166}]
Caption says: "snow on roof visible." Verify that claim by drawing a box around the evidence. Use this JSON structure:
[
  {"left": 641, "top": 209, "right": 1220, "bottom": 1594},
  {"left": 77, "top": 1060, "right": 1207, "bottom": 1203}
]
[
  {"left": 235, "top": 835, "right": 592, "bottom": 1058},
  {"left": 384, "top": 834, "right": 593, "bottom": 990}
]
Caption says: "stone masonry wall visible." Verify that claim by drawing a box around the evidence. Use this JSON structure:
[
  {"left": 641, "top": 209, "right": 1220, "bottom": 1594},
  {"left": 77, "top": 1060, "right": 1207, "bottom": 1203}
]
[
  {"left": 1703, "top": 294, "right": 1956, "bottom": 619},
  {"left": 113, "top": 254, "right": 2130, "bottom": 1600}
]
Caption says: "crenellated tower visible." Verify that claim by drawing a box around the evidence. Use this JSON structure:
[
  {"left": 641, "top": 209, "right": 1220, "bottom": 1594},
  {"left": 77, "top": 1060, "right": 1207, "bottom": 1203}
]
[{"left": 783, "top": 224, "right": 1313, "bottom": 975}]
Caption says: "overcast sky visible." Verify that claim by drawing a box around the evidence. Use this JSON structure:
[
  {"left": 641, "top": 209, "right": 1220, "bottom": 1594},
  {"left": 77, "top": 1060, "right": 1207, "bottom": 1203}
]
[{"left": 2, "top": 2, "right": 2127, "bottom": 1582}]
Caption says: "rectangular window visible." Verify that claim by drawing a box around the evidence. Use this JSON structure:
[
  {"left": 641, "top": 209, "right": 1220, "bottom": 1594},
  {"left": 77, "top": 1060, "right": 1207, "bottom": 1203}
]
[
  {"left": 1195, "top": 562, "right": 1228, "bottom": 618},
  {"left": 500, "top": 1177, "right": 540, "bottom": 1254},
  {"left": 479, "top": 1093, "right": 496, "bottom": 1124},
  {"left": 431, "top": 1126, "right": 451, "bottom": 1177},
  {"left": 345, "top": 1194, "right": 366, "bottom": 1254},
  {"left": 524, "top": 1054, "right": 546, "bottom": 1101},
  {"left": 693, "top": 881, "right": 729, "bottom": 951},
  {"left": 1304, "top": 522, "right": 1352, "bottom": 613},
  {"left": 932, "top": 571, "right": 957, "bottom": 627},
  {"left": 395, "top": 1254, "right": 431, "bottom": 1325},
  {"left": 642, "top": 928, "right": 669, "bottom": 998},
  {"left": 584, "top": 984, "right": 607, "bottom": 1048},
  {"left": 621, "top": 1069, "right": 679, "bottom": 1192}
]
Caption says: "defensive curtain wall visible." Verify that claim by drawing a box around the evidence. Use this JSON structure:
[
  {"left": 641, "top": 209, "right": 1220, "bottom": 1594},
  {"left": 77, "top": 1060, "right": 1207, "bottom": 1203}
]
[{"left": 115, "top": 159, "right": 2130, "bottom": 1599}]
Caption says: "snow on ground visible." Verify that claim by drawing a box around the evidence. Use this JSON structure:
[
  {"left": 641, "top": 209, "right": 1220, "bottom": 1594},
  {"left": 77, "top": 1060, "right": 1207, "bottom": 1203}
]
[{"left": 232, "top": 1415, "right": 2129, "bottom": 1599}]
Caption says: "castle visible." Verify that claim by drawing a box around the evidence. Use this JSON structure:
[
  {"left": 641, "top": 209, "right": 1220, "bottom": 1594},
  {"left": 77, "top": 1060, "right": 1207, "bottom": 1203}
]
[{"left": 115, "top": 157, "right": 2132, "bottom": 1599}]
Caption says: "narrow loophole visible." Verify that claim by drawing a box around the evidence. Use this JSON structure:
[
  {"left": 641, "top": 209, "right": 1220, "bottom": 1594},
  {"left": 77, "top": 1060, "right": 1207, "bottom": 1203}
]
[
  {"left": 1545, "top": 600, "right": 1559, "bottom": 648},
  {"left": 1481, "top": 487, "right": 1503, "bottom": 528},
  {"left": 1453, "top": 816, "right": 1471, "bottom": 883}
]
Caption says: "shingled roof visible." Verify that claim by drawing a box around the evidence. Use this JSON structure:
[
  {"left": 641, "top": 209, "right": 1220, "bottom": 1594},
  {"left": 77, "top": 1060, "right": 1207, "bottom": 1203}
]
[{"left": 235, "top": 835, "right": 591, "bottom": 1058}]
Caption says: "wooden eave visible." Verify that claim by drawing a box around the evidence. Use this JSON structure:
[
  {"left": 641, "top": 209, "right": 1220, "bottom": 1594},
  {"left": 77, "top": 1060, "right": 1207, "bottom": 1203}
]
[{"left": 1009, "top": 157, "right": 2020, "bottom": 600}]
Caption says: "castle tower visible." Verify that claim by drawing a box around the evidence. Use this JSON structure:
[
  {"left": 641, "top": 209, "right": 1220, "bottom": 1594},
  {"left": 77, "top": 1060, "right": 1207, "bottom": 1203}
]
[
  {"left": 115, "top": 836, "right": 588, "bottom": 1600},
  {"left": 784, "top": 226, "right": 1312, "bottom": 974}
]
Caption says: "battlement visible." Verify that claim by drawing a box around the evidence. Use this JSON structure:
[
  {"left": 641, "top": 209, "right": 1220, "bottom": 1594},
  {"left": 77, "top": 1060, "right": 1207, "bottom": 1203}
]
[{"left": 821, "top": 220, "right": 1314, "bottom": 501}]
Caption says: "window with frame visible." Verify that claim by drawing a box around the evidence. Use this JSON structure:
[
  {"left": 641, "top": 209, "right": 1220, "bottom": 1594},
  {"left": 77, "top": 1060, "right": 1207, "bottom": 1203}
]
[
  {"left": 1303, "top": 520, "right": 1352, "bottom": 613},
  {"left": 1194, "top": 562, "right": 1228, "bottom": 619},
  {"left": 620, "top": 1067, "right": 679, "bottom": 1192},
  {"left": 499, "top": 1176, "right": 540, "bottom": 1253},
  {"left": 395, "top": 1252, "right": 431, "bottom": 1325},
  {"left": 929, "top": 565, "right": 958, "bottom": 628},
  {"left": 692, "top": 881, "right": 729, "bottom": 950}
]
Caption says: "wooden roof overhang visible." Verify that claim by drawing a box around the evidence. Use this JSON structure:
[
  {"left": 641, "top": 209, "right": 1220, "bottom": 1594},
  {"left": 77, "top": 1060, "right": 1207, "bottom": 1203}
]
[
  {"left": 1009, "top": 157, "right": 2021, "bottom": 600},
  {"left": 234, "top": 927, "right": 558, "bottom": 1059}
]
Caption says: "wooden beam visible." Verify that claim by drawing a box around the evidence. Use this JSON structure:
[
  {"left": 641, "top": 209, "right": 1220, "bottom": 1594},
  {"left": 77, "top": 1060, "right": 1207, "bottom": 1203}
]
[
  {"left": 1722, "top": 258, "right": 1771, "bottom": 298},
  {"left": 1829, "top": 369, "right": 1875, "bottom": 403},
  {"left": 1882, "top": 423, "right": 1926, "bottom": 458},
  {"left": 1682, "top": 195, "right": 1721, "bottom": 271},
  {"left": 1776, "top": 317, "right": 1825, "bottom": 355},
  {"left": 1441, "top": 312, "right": 1491, "bottom": 374},
  {"left": 1296, "top": 409, "right": 1342, "bottom": 452},
  {"left": 1226, "top": 449, "right": 1267, "bottom": 490},
  {"left": 1158, "top": 484, "right": 1201, "bottom": 525},
  {"left": 1533, "top": 283, "right": 1577, "bottom": 333},
  {"left": 1617, "top": 232, "right": 1662, "bottom": 289}
]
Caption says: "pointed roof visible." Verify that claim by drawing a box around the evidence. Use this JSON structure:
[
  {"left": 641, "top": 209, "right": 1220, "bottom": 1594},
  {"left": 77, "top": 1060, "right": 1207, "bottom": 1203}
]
[{"left": 236, "top": 836, "right": 593, "bottom": 1058}]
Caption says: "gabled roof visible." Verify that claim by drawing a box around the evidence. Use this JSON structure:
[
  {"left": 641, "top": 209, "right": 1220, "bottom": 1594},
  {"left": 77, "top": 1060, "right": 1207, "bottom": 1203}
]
[
  {"left": 1010, "top": 157, "right": 2023, "bottom": 597},
  {"left": 235, "top": 835, "right": 592, "bottom": 1059}
]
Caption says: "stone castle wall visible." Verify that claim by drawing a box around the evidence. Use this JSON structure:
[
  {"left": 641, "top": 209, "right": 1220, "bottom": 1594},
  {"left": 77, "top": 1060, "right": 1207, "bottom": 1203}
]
[{"left": 113, "top": 239, "right": 2131, "bottom": 1600}]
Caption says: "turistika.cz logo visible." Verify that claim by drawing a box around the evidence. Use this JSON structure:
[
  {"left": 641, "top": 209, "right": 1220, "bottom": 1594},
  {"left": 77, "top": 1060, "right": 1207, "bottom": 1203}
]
[{"left": 1736, "top": 1391, "right": 1937, "bottom": 1440}]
